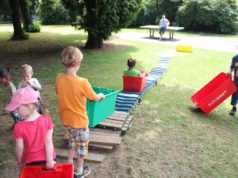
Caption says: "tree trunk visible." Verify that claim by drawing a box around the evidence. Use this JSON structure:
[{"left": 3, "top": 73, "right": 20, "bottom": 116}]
[
  {"left": 84, "top": 0, "right": 104, "bottom": 49},
  {"left": 8, "top": 0, "right": 27, "bottom": 40},
  {"left": 85, "top": 32, "right": 103, "bottom": 49},
  {"left": 19, "top": 0, "right": 33, "bottom": 31},
  {"left": 31, "top": 0, "right": 36, "bottom": 15}
]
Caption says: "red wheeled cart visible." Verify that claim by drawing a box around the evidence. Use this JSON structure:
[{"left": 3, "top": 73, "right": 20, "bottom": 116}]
[
  {"left": 191, "top": 72, "right": 237, "bottom": 114},
  {"left": 20, "top": 163, "right": 74, "bottom": 178},
  {"left": 123, "top": 75, "right": 146, "bottom": 92}
]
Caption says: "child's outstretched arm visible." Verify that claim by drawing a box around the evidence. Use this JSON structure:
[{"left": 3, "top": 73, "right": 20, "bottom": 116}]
[
  {"left": 15, "top": 138, "right": 24, "bottom": 166},
  {"left": 26, "top": 79, "right": 42, "bottom": 90},
  {"left": 45, "top": 128, "right": 55, "bottom": 169},
  {"left": 140, "top": 70, "right": 148, "bottom": 77},
  {"left": 94, "top": 93, "right": 105, "bottom": 101}
]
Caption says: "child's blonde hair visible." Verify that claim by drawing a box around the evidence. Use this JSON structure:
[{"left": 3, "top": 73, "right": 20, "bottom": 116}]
[
  {"left": 61, "top": 46, "right": 83, "bottom": 67},
  {"left": 22, "top": 64, "right": 33, "bottom": 75}
]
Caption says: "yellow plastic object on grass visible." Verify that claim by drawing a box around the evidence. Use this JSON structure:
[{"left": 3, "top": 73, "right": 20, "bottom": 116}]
[{"left": 176, "top": 44, "right": 192, "bottom": 52}]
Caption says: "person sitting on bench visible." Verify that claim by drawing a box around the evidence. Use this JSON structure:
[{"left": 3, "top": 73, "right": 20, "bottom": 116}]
[{"left": 159, "top": 15, "right": 170, "bottom": 40}]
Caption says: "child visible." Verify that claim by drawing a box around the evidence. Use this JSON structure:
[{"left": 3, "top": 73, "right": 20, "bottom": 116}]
[
  {"left": 229, "top": 45, "right": 238, "bottom": 115},
  {"left": 55, "top": 46, "right": 105, "bottom": 178},
  {"left": 18, "top": 64, "right": 47, "bottom": 114},
  {"left": 5, "top": 86, "right": 56, "bottom": 169},
  {"left": 0, "top": 68, "right": 24, "bottom": 124},
  {"left": 18, "top": 64, "right": 41, "bottom": 95},
  {"left": 124, "top": 58, "right": 147, "bottom": 77}
]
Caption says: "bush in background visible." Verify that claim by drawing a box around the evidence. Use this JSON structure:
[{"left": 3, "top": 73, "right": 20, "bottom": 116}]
[
  {"left": 0, "top": 0, "right": 11, "bottom": 21},
  {"left": 39, "top": 0, "right": 69, "bottom": 25},
  {"left": 130, "top": 0, "right": 183, "bottom": 27},
  {"left": 26, "top": 20, "right": 41, "bottom": 33},
  {"left": 176, "top": 0, "right": 238, "bottom": 34}
]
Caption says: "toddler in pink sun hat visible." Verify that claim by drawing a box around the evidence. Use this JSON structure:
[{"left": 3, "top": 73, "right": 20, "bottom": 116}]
[{"left": 5, "top": 86, "right": 56, "bottom": 169}]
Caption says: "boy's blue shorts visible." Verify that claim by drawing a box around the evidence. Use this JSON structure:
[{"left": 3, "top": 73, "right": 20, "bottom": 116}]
[
  {"left": 160, "top": 27, "right": 166, "bottom": 34},
  {"left": 66, "top": 127, "right": 89, "bottom": 158}
]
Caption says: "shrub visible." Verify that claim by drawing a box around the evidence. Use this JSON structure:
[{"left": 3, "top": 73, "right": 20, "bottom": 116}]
[
  {"left": 176, "top": 0, "right": 238, "bottom": 34},
  {"left": 26, "top": 21, "right": 41, "bottom": 33},
  {"left": 39, "top": 0, "right": 69, "bottom": 25},
  {"left": 130, "top": 0, "right": 183, "bottom": 27}
]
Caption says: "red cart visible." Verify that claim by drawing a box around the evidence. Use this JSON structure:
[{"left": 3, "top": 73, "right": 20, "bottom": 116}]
[
  {"left": 191, "top": 72, "right": 237, "bottom": 114},
  {"left": 20, "top": 163, "right": 74, "bottom": 178},
  {"left": 123, "top": 75, "right": 146, "bottom": 92}
]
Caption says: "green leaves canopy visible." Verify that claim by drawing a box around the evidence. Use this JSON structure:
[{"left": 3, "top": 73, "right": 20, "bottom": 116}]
[{"left": 62, "top": 0, "right": 142, "bottom": 40}]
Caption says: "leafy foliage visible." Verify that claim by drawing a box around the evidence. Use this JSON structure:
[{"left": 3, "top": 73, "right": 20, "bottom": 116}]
[
  {"left": 0, "top": 0, "right": 11, "bottom": 21},
  {"left": 61, "top": 0, "right": 142, "bottom": 48},
  {"left": 130, "top": 0, "right": 183, "bottom": 27},
  {"left": 176, "top": 0, "right": 238, "bottom": 34},
  {"left": 26, "top": 20, "right": 41, "bottom": 33},
  {"left": 39, "top": 0, "right": 69, "bottom": 25}
]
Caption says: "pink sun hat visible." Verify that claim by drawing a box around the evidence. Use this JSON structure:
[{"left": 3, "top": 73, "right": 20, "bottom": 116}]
[{"left": 5, "top": 86, "right": 39, "bottom": 111}]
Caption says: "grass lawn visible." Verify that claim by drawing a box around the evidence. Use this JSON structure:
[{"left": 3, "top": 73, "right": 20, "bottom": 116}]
[{"left": 0, "top": 25, "right": 238, "bottom": 178}]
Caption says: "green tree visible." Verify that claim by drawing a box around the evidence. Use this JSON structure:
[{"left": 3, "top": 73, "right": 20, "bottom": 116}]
[
  {"left": 130, "top": 0, "right": 183, "bottom": 27},
  {"left": 176, "top": 0, "right": 238, "bottom": 33},
  {"left": 19, "top": 0, "right": 33, "bottom": 31},
  {"left": 8, "top": 0, "right": 28, "bottom": 40},
  {"left": 62, "top": 0, "right": 142, "bottom": 49},
  {"left": 0, "top": 0, "right": 11, "bottom": 21},
  {"left": 156, "top": 0, "right": 183, "bottom": 24},
  {"left": 39, "top": 0, "right": 69, "bottom": 25},
  {"left": 8, "top": 0, "right": 40, "bottom": 40}
]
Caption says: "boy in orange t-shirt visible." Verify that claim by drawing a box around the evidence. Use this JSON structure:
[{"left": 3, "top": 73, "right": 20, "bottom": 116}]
[{"left": 55, "top": 46, "right": 105, "bottom": 178}]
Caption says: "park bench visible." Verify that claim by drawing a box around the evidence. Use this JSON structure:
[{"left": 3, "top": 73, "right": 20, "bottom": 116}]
[{"left": 140, "top": 25, "right": 184, "bottom": 39}]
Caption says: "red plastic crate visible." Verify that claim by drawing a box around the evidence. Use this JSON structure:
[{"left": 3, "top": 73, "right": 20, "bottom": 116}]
[
  {"left": 123, "top": 75, "right": 146, "bottom": 92},
  {"left": 191, "top": 72, "right": 237, "bottom": 114},
  {"left": 19, "top": 163, "right": 74, "bottom": 178}
]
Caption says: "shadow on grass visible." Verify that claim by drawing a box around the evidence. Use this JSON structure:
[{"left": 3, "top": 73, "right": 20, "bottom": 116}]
[
  {"left": 142, "top": 36, "right": 181, "bottom": 42},
  {"left": 0, "top": 30, "right": 144, "bottom": 90},
  {"left": 188, "top": 106, "right": 204, "bottom": 114}
]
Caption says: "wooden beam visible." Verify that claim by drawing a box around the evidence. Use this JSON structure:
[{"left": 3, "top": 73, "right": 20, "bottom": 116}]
[
  {"left": 55, "top": 148, "right": 105, "bottom": 163},
  {"left": 90, "top": 134, "right": 121, "bottom": 146}
]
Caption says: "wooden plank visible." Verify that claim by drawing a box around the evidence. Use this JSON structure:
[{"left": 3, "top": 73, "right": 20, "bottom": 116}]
[
  {"left": 109, "top": 113, "right": 128, "bottom": 118},
  {"left": 55, "top": 148, "right": 105, "bottom": 163},
  {"left": 90, "top": 128, "right": 121, "bottom": 134},
  {"left": 107, "top": 115, "right": 128, "bottom": 121},
  {"left": 89, "top": 143, "right": 114, "bottom": 151},
  {"left": 114, "top": 111, "right": 129, "bottom": 116},
  {"left": 90, "top": 130, "right": 121, "bottom": 137},
  {"left": 121, "top": 116, "right": 133, "bottom": 134},
  {"left": 64, "top": 129, "right": 121, "bottom": 141},
  {"left": 90, "top": 134, "right": 121, "bottom": 146},
  {"left": 101, "top": 119, "right": 124, "bottom": 124},
  {"left": 122, "top": 116, "right": 133, "bottom": 125},
  {"left": 121, "top": 121, "right": 133, "bottom": 134},
  {"left": 110, "top": 113, "right": 129, "bottom": 118},
  {"left": 99, "top": 121, "right": 123, "bottom": 129}
]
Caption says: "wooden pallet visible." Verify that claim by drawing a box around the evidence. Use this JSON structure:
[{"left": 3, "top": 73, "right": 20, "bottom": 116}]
[
  {"left": 121, "top": 116, "right": 133, "bottom": 134},
  {"left": 62, "top": 111, "right": 133, "bottom": 154},
  {"left": 55, "top": 148, "right": 105, "bottom": 163},
  {"left": 97, "top": 111, "right": 130, "bottom": 130}
]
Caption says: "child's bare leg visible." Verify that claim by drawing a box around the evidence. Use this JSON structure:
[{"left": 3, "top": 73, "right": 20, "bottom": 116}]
[
  {"left": 77, "top": 156, "right": 84, "bottom": 169},
  {"left": 68, "top": 148, "right": 75, "bottom": 163},
  {"left": 75, "top": 156, "right": 84, "bottom": 175}
]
